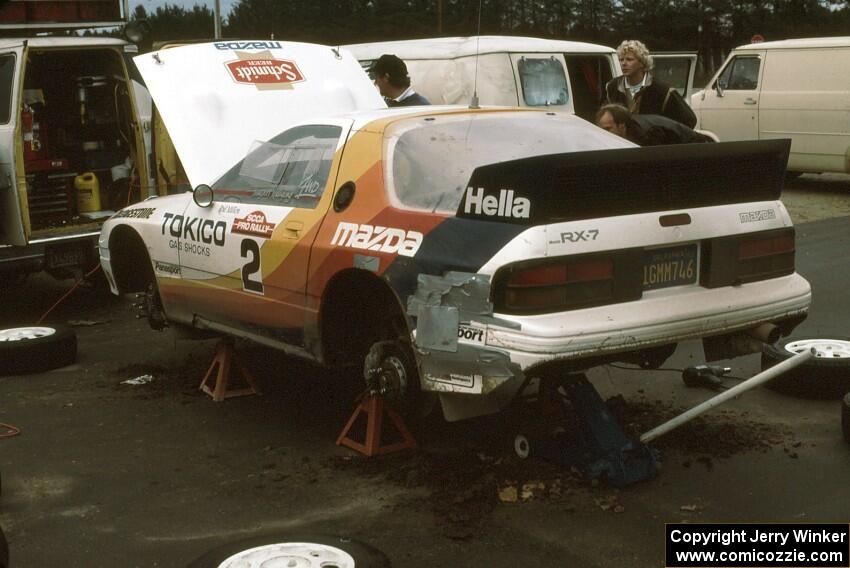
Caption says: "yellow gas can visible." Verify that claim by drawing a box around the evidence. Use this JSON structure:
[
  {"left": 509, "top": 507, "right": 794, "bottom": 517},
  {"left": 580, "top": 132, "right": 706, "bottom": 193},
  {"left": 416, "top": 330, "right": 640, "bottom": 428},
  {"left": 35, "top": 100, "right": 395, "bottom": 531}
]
[{"left": 74, "top": 172, "right": 101, "bottom": 213}]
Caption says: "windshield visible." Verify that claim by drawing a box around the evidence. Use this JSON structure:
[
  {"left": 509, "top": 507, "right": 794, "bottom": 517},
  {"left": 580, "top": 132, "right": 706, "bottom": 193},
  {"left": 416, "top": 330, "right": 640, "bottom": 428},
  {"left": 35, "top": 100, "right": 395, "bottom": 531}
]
[
  {"left": 385, "top": 112, "right": 628, "bottom": 214},
  {"left": 212, "top": 124, "right": 342, "bottom": 208}
]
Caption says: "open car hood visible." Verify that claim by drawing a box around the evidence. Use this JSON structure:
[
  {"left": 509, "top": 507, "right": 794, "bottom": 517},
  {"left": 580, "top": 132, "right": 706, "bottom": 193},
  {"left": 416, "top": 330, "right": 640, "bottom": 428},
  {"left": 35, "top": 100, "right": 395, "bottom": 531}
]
[{"left": 134, "top": 41, "right": 385, "bottom": 188}]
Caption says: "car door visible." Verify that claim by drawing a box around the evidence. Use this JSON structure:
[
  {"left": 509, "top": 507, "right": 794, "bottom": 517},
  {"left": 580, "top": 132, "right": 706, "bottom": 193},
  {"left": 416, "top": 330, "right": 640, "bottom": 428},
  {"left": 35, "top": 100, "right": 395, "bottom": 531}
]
[
  {"left": 652, "top": 53, "right": 697, "bottom": 100},
  {"left": 176, "top": 120, "right": 351, "bottom": 348},
  {"left": 697, "top": 52, "right": 764, "bottom": 141},
  {"left": 0, "top": 44, "right": 26, "bottom": 246},
  {"left": 510, "top": 53, "right": 572, "bottom": 113}
]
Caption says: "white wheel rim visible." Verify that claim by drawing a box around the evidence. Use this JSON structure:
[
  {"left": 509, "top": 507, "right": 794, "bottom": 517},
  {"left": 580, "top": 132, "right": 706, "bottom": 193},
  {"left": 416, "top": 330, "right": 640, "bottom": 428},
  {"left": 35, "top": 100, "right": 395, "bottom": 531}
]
[
  {"left": 0, "top": 327, "right": 56, "bottom": 342},
  {"left": 217, "top": 542, "right": 356, "bottom": 568},
  {"left": 514, "top": 434, "right": 531, "bottom": 459},
  {"left": 785, "top": 339, "right": 850, "bottom": 359}
]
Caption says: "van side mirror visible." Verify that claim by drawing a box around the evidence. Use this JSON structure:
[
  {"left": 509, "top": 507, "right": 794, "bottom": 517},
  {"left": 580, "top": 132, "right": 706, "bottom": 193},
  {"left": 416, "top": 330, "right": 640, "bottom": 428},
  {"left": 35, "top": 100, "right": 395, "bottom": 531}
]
[
  {"left": 714, "top": 81, "right": 725, "bottom": 98},
  {"left": 193, "top": 184, "right": 214, "bottom": 207}
]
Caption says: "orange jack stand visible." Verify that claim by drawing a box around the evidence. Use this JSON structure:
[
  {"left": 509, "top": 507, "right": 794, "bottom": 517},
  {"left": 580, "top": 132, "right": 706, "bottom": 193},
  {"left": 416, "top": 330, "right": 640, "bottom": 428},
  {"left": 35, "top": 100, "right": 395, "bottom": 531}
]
[
  {"left": 336, "top": 393, "right": 417, "bottom": 456},
  {"left": 199, "top": 339, "right": 262, "bottom": 402}
]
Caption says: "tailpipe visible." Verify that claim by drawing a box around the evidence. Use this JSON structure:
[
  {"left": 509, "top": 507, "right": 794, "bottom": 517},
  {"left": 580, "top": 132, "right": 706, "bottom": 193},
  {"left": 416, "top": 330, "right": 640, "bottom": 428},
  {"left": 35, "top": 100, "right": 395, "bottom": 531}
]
[
  {"left": 746, "top": 323, "right": 780, "bottom": 345},
  {"left": 703, "top": 323, "right": 781, "bottom": 360}
]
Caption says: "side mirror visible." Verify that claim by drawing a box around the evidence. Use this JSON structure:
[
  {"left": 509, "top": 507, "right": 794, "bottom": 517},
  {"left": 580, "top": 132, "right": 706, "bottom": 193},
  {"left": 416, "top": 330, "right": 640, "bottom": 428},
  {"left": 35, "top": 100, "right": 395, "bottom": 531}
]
[
  {"left": 714, "top": 81, "right": 725, "bottom": 98},
  {"left": 193, "top": 184, "right": 214, "bottom": 208},
  {"left": 123, "top": 19, "right": 151, "bottom": 44}
]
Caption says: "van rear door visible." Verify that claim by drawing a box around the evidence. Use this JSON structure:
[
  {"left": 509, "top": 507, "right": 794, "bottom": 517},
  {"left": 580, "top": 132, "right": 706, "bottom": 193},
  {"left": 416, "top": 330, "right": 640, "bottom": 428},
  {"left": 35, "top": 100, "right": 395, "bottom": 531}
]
[
  {"left": 563, "top": 53, "right": 615, "bottom": 121},
  {"left": 0, "top": 43, "right": 26, "bottom": 246},
  {"left": 652, "top": 53, "right": 698, "bottom": 101},
  {"left": 509, "top": 53, "right": 572, "bottom": 113}
]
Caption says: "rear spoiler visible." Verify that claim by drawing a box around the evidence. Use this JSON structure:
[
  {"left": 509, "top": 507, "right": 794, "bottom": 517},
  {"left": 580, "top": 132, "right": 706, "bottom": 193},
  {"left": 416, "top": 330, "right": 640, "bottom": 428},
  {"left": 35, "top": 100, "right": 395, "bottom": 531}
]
[{"left": 456, "top": 139, "right": 791, "bottom": 225}]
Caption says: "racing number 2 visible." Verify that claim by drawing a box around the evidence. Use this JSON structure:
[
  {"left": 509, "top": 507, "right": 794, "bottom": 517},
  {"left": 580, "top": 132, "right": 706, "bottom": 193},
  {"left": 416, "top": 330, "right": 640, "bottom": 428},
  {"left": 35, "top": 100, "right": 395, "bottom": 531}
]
[{"left": 241, "top": 239, "right": 264, "bottom": 294}]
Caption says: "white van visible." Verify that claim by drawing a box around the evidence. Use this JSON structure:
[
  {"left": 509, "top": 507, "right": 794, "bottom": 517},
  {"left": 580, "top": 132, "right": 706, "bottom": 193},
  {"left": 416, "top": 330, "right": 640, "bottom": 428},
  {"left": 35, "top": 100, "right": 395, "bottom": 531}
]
[
  {"left": 345, "top": 36, "right": 619, "bottom": 121},
  {"left": 345, "top": 36, "right": 697, "bottom": 122},
  {"left": 691, "top": 37, "right": 850, "bottom": 175},
  {"left": 0, "top": 19, "right": 154, "bottom": 281}
]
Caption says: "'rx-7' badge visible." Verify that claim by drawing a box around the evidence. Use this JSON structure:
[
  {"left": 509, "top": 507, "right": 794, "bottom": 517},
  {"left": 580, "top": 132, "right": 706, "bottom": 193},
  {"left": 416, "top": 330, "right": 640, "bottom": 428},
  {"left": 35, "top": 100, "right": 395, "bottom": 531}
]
[{"left": 225, "top": 58, "right": 304, "bottom": 88}]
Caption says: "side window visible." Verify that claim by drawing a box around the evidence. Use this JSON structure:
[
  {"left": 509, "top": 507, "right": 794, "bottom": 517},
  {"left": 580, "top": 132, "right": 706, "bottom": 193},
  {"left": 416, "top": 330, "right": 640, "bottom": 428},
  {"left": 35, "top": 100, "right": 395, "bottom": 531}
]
[
  {"left": 564, "top": 55, "right": 613, "bottom": 121},
  {"left": 717, "top": 57, "right": 760, "bottom": 91},
  {"left": 517, "top": 56, "right": 569, "bottom": 106},
  {"left": 212, "top": 124, "right": 342, "bottom": 208},
  {"left": 0, "top": 54, "right": 15, "bottom": 124}
]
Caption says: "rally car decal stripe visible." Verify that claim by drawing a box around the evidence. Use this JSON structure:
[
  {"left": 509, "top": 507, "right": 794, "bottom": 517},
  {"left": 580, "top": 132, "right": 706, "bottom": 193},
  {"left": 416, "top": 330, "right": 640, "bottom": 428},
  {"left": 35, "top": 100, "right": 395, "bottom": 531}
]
[
  {"left": 381, "top": 216, "right": 527, "bottom": 300},
  {"left": 160, "top": 279, "right": 307, "bottom": 331}
]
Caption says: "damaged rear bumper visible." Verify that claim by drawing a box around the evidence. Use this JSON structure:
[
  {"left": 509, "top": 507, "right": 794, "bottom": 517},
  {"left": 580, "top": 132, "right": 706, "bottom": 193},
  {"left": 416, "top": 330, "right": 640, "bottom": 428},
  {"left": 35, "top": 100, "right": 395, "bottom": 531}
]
[{"left": 407, "top": 271, "right": 810, "bottom": 420}]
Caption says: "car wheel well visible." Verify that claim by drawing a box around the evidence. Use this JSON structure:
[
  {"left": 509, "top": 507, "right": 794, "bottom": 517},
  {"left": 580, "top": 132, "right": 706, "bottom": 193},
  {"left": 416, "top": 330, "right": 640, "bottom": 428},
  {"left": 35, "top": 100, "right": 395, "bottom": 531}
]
[
  {"left": 108, "top": 226, "right": 154, "bottom": 294},
  {"left": 319, "top": 269, "right": 410, "bottom": 368}
]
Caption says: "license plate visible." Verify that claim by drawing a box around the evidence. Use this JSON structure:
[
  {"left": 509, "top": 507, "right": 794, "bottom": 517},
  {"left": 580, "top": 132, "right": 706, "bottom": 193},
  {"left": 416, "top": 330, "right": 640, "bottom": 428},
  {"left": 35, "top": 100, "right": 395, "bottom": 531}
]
[
  {"left": 642, "top": 244, "right": 698, "bottom": 291},
  {"left": 45, "top": 243, "right": 88, "bottom": 270}
]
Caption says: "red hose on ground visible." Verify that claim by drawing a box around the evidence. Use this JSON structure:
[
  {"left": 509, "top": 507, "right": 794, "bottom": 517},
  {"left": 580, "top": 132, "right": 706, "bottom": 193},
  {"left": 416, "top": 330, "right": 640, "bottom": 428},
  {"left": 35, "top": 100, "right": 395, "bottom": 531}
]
[
  {"left": 0, "top": 423, "right": 21, "bottom": 438},
  {"left": 36, "top": 263, "right": 102, "bottom": 325}
]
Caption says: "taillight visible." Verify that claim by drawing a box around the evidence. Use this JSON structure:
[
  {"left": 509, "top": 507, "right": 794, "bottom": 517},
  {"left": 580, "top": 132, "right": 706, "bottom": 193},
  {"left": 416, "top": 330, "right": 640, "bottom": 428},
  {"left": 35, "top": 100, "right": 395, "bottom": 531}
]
[
  {"left": 494, "top": 253, "right": 642, "bottom": 314},
  {"left": 702, "top": 228, "right": 796, "bottom": 288},
  {"left": 737, "top": 231, "right": 795, "bottom": 282}
]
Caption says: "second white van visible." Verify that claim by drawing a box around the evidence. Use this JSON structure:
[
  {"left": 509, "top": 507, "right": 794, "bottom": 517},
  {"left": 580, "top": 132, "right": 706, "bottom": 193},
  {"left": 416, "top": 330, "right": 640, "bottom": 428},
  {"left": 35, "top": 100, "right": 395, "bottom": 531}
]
[{"left": 691, "top": 37, "right": 850, "bottom": 175}]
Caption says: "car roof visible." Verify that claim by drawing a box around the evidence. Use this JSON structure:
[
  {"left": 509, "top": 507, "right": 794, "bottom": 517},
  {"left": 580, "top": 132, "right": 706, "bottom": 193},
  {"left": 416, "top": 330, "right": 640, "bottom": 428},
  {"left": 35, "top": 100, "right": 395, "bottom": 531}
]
[
  {"left": 0, "top": 37, "right": 129, "bottom": 49},
  {"left": 735, "top": 36, "right": 850, "bottom": 51},
  {"left": 318, "top": 106, "right": 626, "bottom": 152},
  {"left": 344, "top": 35, "right": 615, "bottom": 60}
]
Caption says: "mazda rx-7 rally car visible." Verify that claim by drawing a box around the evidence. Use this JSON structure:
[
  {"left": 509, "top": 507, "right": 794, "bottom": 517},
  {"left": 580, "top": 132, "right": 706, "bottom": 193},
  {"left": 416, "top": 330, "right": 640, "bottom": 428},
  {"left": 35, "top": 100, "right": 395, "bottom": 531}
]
[{"left": 99, "top": 41, "right": 810, "bottom": 421}]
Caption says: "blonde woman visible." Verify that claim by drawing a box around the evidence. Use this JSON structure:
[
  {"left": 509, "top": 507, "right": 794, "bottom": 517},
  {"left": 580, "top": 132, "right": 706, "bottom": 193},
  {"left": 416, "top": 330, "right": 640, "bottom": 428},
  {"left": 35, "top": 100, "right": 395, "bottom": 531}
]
[{"left": 604, "top": 40, "right": 696, "bottom": 128}]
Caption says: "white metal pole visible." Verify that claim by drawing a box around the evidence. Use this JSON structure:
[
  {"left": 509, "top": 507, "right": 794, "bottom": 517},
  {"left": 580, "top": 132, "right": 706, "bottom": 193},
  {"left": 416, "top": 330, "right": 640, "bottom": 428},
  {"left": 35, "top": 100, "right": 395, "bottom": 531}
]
[
  {"left": 214, "top": 0, "right": 222, "bottom": 39},
  {"left": 640, "top": 348, "right": 815, "bottom": 444}
]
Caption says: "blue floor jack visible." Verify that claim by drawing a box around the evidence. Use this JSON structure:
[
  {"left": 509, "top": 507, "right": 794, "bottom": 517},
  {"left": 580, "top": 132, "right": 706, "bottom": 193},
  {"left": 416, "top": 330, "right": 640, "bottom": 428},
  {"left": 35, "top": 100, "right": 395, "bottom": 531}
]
[
  {"left": 515, "top": 348, "right": 817, "bottom": 487},
  {"left": 514, "top": 373, "right": 658, "bottom": 487}
]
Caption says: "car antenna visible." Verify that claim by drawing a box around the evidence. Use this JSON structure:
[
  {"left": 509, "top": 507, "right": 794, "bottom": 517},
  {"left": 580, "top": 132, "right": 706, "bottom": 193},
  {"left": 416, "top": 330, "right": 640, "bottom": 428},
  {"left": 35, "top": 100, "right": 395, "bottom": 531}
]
[{"left": 469, "top": 0, "right": 483, "bottom": 109}]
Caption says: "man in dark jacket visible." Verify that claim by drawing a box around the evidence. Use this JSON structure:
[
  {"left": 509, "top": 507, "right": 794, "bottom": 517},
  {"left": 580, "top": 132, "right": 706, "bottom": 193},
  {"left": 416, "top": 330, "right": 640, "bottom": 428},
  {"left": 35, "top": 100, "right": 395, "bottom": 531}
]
[
  {"left": 368, "top": 54, "right": 431, "bottom": 107},
  {"left": 596, "top": 104, "right": 714, "bottom": 146},
  {"left": 604, "top": 40, "right": 696, "bottom": 128}
]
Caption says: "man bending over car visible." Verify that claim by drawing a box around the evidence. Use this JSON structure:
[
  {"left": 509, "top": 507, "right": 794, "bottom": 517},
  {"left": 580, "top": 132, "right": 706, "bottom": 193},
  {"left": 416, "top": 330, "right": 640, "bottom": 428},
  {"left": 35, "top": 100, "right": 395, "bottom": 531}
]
[{"left": 596, "top": 103, "right": 714, "bottom": 146}]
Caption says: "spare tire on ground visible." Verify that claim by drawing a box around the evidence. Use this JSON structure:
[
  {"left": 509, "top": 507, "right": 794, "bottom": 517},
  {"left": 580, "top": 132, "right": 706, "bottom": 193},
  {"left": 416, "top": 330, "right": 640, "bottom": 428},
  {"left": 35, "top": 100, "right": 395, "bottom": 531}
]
[
  {"left": 0, "top": 523, "right": 7, "bottom": 568},
  {"left": 187, "top": 533, "right": 391, "bottom": 568},
  {"left": 761, "top": 337, "right": 850, "bottom": 399},
  {"left": 0, "top": 324, "right": 77, "bottom": 376},
  {"left": 842, "top": 393, "right": 850, "bottom": 444}
]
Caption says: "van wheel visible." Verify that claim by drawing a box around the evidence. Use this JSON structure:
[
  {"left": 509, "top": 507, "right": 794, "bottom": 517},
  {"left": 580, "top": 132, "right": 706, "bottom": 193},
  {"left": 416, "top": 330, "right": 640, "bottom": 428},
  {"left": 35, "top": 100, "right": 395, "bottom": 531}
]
[
  {"left": 761, "top": 337, "right": 850, "bottom": 399},
  {"left": 0, "top": 324, "right": 77, "bottom": 375},
  {"left": 187, "top": 533, "right": 391, "bottom": 567},
  {"left": 842, "top": 393, "right": 850, "bottom": 444}
]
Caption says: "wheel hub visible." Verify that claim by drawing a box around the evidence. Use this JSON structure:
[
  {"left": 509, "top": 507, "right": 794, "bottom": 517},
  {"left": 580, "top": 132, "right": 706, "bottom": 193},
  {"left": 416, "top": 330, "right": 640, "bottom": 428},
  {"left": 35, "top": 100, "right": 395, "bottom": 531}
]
[
  {"left": 376, "top": 354, "right": 408, "bottom": 399},
  {"left": 785, "top": 339, "right": 850, "bottom": 359},
  {"left": 216, "top": 542, "right": 355, "bottom": 568},
  {"left": 363, "top": 342, "right": 411, "bottom": 401}
]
